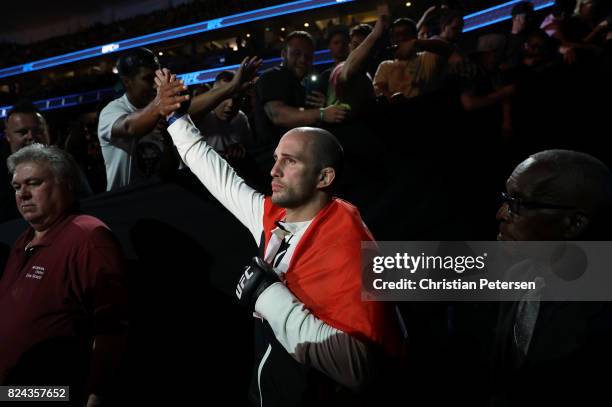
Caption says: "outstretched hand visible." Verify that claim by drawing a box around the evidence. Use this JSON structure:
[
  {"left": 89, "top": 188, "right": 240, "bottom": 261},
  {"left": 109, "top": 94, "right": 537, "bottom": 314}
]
[
  {"left": 153, "top": 68, "right": 190, "bottom": 118},
  {"left": 229, "top": 56, "right": 263, "bottom": 94},
  {"left": 373, "top": 13, "right": 390, "bottom": 38}
]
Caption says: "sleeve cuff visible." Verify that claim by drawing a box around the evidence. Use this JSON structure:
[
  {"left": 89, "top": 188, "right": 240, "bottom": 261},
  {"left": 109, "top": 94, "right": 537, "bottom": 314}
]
[
  {"left": 167, "top": 114, "right": 203, "bottom": 145},
  {"left": 167, "top": 113, "right": 192, "bottom": 131},
  {"left": 167, "top": 113, "right": 185, "bottom": 126}
]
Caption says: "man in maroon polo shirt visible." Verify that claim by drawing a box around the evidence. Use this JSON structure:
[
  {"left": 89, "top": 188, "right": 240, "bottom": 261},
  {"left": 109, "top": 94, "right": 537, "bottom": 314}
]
[{"left": 0, "top": 144, "right": 127, "bottom": 406}]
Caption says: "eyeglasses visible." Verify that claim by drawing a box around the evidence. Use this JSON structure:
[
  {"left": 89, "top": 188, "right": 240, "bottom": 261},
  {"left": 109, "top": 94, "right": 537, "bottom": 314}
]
[{"left": 500, "top": 192, "right": 577, "bottom": 217}]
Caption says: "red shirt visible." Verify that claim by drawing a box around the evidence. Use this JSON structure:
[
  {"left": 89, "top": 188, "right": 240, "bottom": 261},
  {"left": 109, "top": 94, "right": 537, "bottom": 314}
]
[{"left": 0, "top": 214, "right": 127, "bottom": 383}]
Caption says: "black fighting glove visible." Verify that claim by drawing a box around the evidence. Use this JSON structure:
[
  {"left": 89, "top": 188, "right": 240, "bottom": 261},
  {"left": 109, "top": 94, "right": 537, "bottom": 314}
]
[{"left": 235, "top": 257, "right": 280, "bottom": 310}]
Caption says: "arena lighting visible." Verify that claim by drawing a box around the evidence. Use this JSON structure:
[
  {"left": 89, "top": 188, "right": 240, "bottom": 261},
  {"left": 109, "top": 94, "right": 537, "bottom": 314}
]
[
  {"left": 0, "top": 0, "right": 553, "bottom": 80},
  {"left": 179, "top": 50, "right": 332, "bottom": 85},
  {"left": 0, "top": 0, "right": 354, "bottom": 79},
  {"left": 0, "top": 0, "right": 556, "bottom": 117},
  {"left": 0, "top": 88, "right": 117, "bottom": 119},
  {"left": 0, "top": 51, "right": 334, "bottom": 118},
  {"left": 464, "top": 0, "right": 554, "bottom": 32}
]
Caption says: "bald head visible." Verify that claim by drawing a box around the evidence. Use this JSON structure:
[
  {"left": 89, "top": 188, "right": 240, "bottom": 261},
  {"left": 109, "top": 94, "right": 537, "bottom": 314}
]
[
  {"left": 271, "top": 128, "right": 343, "bottom": 219},
  {"left": 517, "top": 150, "right": 612, "bottom": 215},
  {"left": 5, "top": 107, "right": 49, "bottom": 154},
  {"left": 500, "top": 150, "right": 612, "bottom": 241},
  {"left": 283, "top": 127, "right": 344, "bottom": 185}
]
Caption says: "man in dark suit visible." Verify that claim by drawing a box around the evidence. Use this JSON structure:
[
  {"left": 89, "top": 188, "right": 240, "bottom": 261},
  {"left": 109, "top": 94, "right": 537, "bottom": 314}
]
[{"left": 492, "top": 149, "right": 612, "bottom": 406}]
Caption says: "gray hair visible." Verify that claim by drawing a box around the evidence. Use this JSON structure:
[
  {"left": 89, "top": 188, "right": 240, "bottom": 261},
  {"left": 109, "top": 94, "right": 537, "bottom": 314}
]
[{"left": 7, "top": 143, "right": 83, "bottom": 194}]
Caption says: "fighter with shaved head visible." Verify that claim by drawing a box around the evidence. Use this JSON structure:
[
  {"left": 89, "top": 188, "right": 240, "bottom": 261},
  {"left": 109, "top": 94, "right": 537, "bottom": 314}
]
[{"left": 154, "top": 61, "right": 402, "bottom": 406}]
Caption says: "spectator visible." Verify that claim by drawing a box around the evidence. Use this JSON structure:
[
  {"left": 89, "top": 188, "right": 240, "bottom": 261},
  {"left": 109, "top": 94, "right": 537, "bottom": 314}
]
[
  {"left": 253, "top": 31, "right": 349, "bottom": 147},
  {"left": 327, "top": 24, "right": 378, "bottom": 116},
  {"left": 544, "top": 0, "right": 611, "bottom": 64},
  {"left": 417, "top": 0, "right": 464, "bottom": 39},
  {"left": 2, "top": 103, "right": 91, "bottom": 221},
  {"left": 1, "top": 102, "right": 50, "bottom": 222},
  {"left": 252, "top": 31, "right": 349, "bottom": 189},
  {"left": 434, "top": 9, "right": 471, "bottom": 87},
  {"left": 492, "top": 149, "right": 612, "bottom": 406},
  {"left": 503, "top": 1, "right": 537, "bottom": 70},
  {"left": 462, "top": 34, "right": 512, "bottom": 110},
  {"left": 438, "top": 9, "right": 465, "bottom": 45},
  {"left": 521, "top": 29, "right": 560, "bottom": 68},
  {"left": 509, "top": 27, "right": 584, "bottom": 160},
  {"left": 325, "top": 24, "right": 350, "bottom": 67},
  {"left": 320, "top": 25, "right": 350, "bottom": 105},
  {"left": 540, "top": 0, "right": 576, "bottom": 39},
  {"left": 0, "top": 144, "right": 128, "bottom": 406},
  {"left": 564, "top": 0, "right": 610, "bottom": 44},
  {"left": 97, "top": 48, "right": 188, "bottom": 191},
  {"left": 324, "top": 18, "right": 390, "bottom": 209},
  {"left": 191, "top": 71, "right": 251, "bottom": 161},
  {"left": 459, "top": 33, "right": 516, "bottom": 227},
  {"left": 461, "top": 33, "right": 515, "bottom": 142},
  {"left": 328, "top": 21, "right": 379, "bottom": 115},
  {"left": 373, "top": 18, "right": 453, "bottom": 101}
]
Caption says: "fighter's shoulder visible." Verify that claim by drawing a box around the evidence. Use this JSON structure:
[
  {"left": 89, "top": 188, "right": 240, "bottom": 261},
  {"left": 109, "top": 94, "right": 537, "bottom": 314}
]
[{"left": 327, "top": 198, "right": 372, "bottom": 240}]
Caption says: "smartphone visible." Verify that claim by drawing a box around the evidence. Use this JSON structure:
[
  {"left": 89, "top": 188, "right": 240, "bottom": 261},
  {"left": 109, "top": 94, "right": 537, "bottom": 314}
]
[{"left": 304, "top": 74, "right": 320, "bottom": 96}]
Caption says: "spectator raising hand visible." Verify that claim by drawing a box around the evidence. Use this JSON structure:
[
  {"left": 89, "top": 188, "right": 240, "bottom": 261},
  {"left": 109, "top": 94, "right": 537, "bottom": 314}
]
[
  {"left": 227, "top": 56, "right": 263, "bottom": 94},
  {"left": 153, "top": 68, "right": 191, "bottom": 118}
]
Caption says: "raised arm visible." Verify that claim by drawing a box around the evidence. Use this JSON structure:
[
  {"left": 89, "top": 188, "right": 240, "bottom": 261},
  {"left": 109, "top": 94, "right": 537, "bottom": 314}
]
[
  {"left": 189, "top": 56, "right": 262, "bottom": 118},
  {"left": 417, "top": 5, "right": 438, "bottom": 33},
  {"left": 157, "top": 66, "right": 265, "bottom": 241},
  {"left": 414, "top": 38, "right": 455, "bottom": 58},
  {"left": 110, "top": 69, "right": 190, "bottom": 139},
  {"left": 109, "top": 103, "right": 162, "bottom": 140},
  {"left": 584, "top": 19, "right": 609, "bottom": 44},
  {"left": 340, "top": 15, "right": 388, "bottom": 83}
]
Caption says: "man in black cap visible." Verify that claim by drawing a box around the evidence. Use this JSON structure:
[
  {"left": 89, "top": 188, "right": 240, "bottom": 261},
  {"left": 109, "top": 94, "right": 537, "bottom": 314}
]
[{"left": 97, "top": 47, "right": 188, "bottom": 190}]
